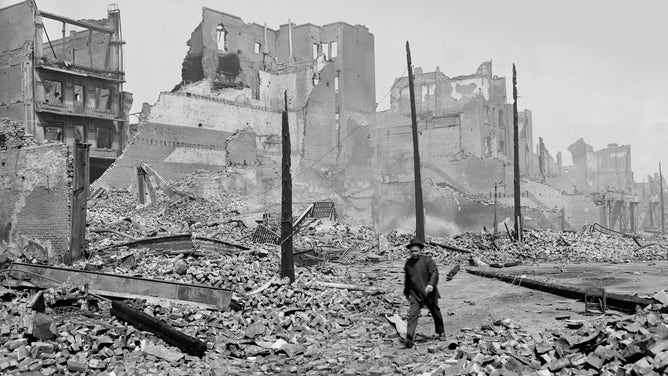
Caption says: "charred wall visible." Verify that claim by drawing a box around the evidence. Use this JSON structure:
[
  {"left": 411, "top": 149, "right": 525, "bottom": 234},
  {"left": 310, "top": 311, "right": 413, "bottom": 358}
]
[{"left": 0, "top": 143, "right": 71, "bottom": 262}]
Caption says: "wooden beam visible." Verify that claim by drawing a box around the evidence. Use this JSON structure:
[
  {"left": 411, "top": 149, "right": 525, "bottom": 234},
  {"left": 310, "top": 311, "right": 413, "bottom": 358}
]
[
  {"left": 406, "top": 41, "right": 425, "bottom": 241},
  {"left": 6, "top": 263, "right": 231, "bottom": 310},
  {"left": 512, "top": 64, "right": 522, "bottom": 243},
  {"left": 137, "top": 167, "right": 146, "bottom": 204},
  {"left": 280, "top": 91, "right": 295, "bottom": 282},
  {"left": 110, "top": 300, "right": 206, "bottom": 357},
  {"left": 39, "top": 11, "right": 115, "bottom": 34},
  {"left": 466, "top": 268, "right": 653, "bottom": 313}
]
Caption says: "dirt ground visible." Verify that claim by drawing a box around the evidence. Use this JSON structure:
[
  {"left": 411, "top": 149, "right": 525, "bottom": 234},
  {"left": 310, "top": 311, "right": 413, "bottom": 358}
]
[{"left": 354, "top": 260, "right": 668, "bottom": 346}]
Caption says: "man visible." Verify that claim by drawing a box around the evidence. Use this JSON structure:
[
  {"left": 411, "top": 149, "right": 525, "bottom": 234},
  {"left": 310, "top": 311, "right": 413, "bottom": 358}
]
[{"left": 403, "top": 238, "right": 448, "bottom": 348}]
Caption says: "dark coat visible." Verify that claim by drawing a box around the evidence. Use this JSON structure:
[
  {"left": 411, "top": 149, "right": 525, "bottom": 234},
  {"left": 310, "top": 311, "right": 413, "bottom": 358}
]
[{"left": 404, "top": 255, "right": 440, "bottom": 303}]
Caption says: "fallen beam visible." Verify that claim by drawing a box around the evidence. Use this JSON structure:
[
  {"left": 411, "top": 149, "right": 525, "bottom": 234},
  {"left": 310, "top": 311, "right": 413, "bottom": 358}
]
[
  {"left": 98, "top": 233, "right": 249, "bottom": 254},
  {"left": 428, "top": 241, "right": 472, "bottom": 254},
  {"left": 466, "top": 268, "right": 653, "bottom": 313},
  {"left": 111, "top": 300, "right": 206, "bottom": 357},
  {"left": 6, "top": 263, "right": 231, "bottom": 310},
  {"left": 310, "top": 281, "right": 372, "bottom": 292},
  {"left": 89, "top": 227, "right": 138, "bottom": 241}
]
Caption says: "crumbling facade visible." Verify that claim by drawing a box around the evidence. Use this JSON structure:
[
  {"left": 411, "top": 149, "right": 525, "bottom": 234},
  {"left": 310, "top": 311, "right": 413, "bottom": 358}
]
[
  {"left": 0, "top": 1, "right": 132, "bottom": 181},
  {"left": 374, "top": 62, "right": 552, "bottom": 233},
  {"left": 96, "top": 8, "right": 377, "bottom": 225},
  {"left": 565, "top": 139, "right": 634, "bottom": 194}
]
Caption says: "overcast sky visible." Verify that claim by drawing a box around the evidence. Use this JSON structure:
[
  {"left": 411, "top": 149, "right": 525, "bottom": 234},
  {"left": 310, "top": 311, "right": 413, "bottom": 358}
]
[{"left": 3, "top": 0, "right": 667, "bottom": 179}]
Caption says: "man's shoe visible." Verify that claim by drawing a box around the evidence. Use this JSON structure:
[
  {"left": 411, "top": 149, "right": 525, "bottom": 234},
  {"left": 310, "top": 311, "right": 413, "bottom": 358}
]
[
  {"left": 404, "top": 335, "right": 414, "bottom": 348},
  {"left": 434, "top": 333, "right": 445, "bottom": 341}
]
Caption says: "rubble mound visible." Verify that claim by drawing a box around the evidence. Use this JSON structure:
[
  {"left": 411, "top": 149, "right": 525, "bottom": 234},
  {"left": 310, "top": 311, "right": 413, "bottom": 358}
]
[{"left": 0, "top": 118, "right": 37, "bottom": 148}]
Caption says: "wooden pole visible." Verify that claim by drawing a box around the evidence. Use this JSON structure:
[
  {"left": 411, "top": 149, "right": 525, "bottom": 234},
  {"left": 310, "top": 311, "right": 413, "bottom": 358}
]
[
  {"left": 660, "top": 162, "right": 665, "bottom": 235},
  {"left": 280, "top": 91, "right": 295, "bottom": 282},
  {"left": 493, "top": 183, "right": 498, "bottom": 233},
  {"left": 512, "top": 63, "right": 522, "bottom": 242},
  {"left": 137, "top": 167, "right": 146, "bottom": 204},
  {"left": 406, "top": 41, "right": 425, "bottom": 241},
  {"left": 68, "top": 142, "right": 89, "bottom": 264}
]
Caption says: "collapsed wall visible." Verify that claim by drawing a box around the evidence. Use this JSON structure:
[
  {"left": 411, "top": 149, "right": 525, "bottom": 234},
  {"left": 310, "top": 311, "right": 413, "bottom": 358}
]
[{"left": 0, "top": 143, "right": 71, "bottom": 262}]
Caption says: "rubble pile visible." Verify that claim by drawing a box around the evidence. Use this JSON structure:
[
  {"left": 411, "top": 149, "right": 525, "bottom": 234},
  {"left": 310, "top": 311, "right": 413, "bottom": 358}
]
[
  {"left": 0, "top": 252, "right": 401, "bottom": 375},
  {"left": 424, "top": 230, "right": 666, "bottom": 266},
  {"left": 0, "top": 117, "right": 37, "bottom": 148},
  {"left": 426, "top": 306, "right": 668, "bottom": 376},
  {"left": 87, "top": 189, "right": 252, "bottom": 250}
]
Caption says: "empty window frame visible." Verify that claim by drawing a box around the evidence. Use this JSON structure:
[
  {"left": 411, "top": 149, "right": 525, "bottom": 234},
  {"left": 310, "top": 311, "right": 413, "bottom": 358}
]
[
  {"left": 330, "top": 41, "right": 338, "bottom": 58},
  {"left": 44, "top": 123, "right": 63, "bottom": 141},
  {"left": 334, "top": 77, "right": 339, "bottom": 92},
  {"left": 254, "top": 42, "right": 262, "bottom": 54},
  {"left": 44, "top": 80, "right": 63, "bottom": 104},
  {"left": 216, "top": 24, "right": 227, "bottom": 52},
  {"left": 96, "top": 126, "right": 113, "bottom": 149},
  {"left": 74, "top": 124, "right": 85, "bottom": 144},
  {"left": 96, "top": 87, "right": 113, "bottom": 110},
  {"left": 74, "top": 85, "right": 84, "bottom": 103},
  {"left": 421, "top": 85, "right": 429, "bottom": 103},
  {"left": 312, "top": 43, "right": 319, "bottom": 59}
]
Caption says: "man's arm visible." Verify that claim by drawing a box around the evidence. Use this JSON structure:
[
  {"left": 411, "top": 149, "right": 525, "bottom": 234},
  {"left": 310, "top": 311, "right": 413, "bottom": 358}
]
[
  {"left": 403, "top": 265, "right": 410, "bottom": 298},
  {"left": 427, "top": 257, "right": 439, "bottom": 287}
]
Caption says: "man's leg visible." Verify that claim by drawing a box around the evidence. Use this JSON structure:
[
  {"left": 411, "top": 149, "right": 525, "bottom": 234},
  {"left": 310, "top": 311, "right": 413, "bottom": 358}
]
[
  {"left": 427, "top": 300, "right": 445, "bottom": 335},
  {"left": 405, "top": 296, "right": 421, "bottom": 347}
]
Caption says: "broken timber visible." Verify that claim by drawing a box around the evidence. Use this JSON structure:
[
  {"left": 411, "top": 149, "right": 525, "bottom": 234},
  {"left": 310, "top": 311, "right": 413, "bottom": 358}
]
[
  {"left": 111, "top": 300, "right": 206, "bottom": 357},
  {"left": 466, "top": 268, "right": 653, "bottom": 313},
  {"left": 6, "top": 263, "right": 231, "bottom": 310},
  {"left": 427, "top": 241, "right": 472, "bottom": 254},
  {"left": 97, "top": 233, "right": 249, "bottom": 254}
]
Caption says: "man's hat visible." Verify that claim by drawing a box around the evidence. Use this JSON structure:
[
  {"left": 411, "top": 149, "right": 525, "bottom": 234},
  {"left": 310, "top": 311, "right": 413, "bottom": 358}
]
[{"left": 406, "top": 237, "right": 425, "bottom": 249}]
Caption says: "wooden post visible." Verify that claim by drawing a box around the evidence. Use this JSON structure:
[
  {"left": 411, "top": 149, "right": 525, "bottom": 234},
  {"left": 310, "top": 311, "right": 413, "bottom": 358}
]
[
  {"left": 406, "top": 41, "right": 425, "bottom": 241},
  {"left": 137, "top": 167, "right": 146, "bottom": 204},
  {"left": 561, "top": 207, "right": 566, "bottom": 232},
  {"left": 660, "top": 162, "right": 665, "bottom": 235},
  {"left": 493, "top": 183, "right": 498, "bottom": 233},
  {"left": 68, "top": 142, "right": 89, "bottom": 264},
  {"left": 280, "top": 91, "right": 295, "bottom": 282},
  {"left": 512, "top": 63, "right": 522, "bottom": 242}
]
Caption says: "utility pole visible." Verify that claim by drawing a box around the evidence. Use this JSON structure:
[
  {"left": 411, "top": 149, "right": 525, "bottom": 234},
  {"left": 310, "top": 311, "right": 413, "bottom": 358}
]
[
  {"left": 512, "top": 63, "right": 522, "bottom": 242},
  {"left": 493, "top": 183, "right": 498, "bottom": 233},
  {"left": 660, "top": 162, "right": 665, "bottom": 235},
  {"left": 406, "top": 41, "right": 425, "bottom": 241},
  {"left": 280, "top": 91, "right": 295, "bottom": 282}
]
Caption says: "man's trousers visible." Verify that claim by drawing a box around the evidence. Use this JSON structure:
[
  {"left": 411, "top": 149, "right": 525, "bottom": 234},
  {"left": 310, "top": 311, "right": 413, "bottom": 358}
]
[{"left": 406, "top": 296, "right": 444, "bottom": 346}]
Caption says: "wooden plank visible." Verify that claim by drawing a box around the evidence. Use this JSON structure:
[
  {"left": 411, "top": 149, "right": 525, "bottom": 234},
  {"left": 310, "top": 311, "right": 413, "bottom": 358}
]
[
  {"left": 111, "top": 300, "right": 206, "bottom": 357},
  {"left": 68, "top": 143, "right": 89, "bottom": 264},
  {"left": 7, "top": 263, "right": 231, "bottom": 310}
]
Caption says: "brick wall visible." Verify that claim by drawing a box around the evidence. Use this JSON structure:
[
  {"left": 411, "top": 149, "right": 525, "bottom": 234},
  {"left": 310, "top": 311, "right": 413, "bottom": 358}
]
[
  {"left": 93, "top": 122, "right": 231, "bottom": 189},
  {"left": 0, "top": 144, "right": 70, "bottom": 261},
  {"left": 0, "top": 1, "right": 34, "bottom": 53}
]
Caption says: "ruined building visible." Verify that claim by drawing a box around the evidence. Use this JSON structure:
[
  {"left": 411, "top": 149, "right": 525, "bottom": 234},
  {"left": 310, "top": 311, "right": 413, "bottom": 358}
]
[
  {"left": 0, "top": 1, "right": 132, "bottom": 181},
  {"left": 378, "top": 62, "right": 533, "bottom": 171},
  {"left": 565, "top": 139, "right": 634, "bottom": 194},
  {"left": 372, "top": 62, "right": 550, "bottom": 233},
  {"left": 96, "top": 7, "right": 377, "bottom": 223}
]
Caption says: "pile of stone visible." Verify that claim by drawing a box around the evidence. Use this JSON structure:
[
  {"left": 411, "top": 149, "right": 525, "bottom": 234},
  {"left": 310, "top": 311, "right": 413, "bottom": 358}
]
[
  {"left": 426, "top": 306, "right": 668, "bottom": 376},
  {"left": 87, "top": 188, "right": 253, "bottom": 251},
  {"left": 0, "top": 118, "right": 37, "bottom": 149},
  {"left": 0, "top": 250, "right": 396, "bottom": 375}
]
